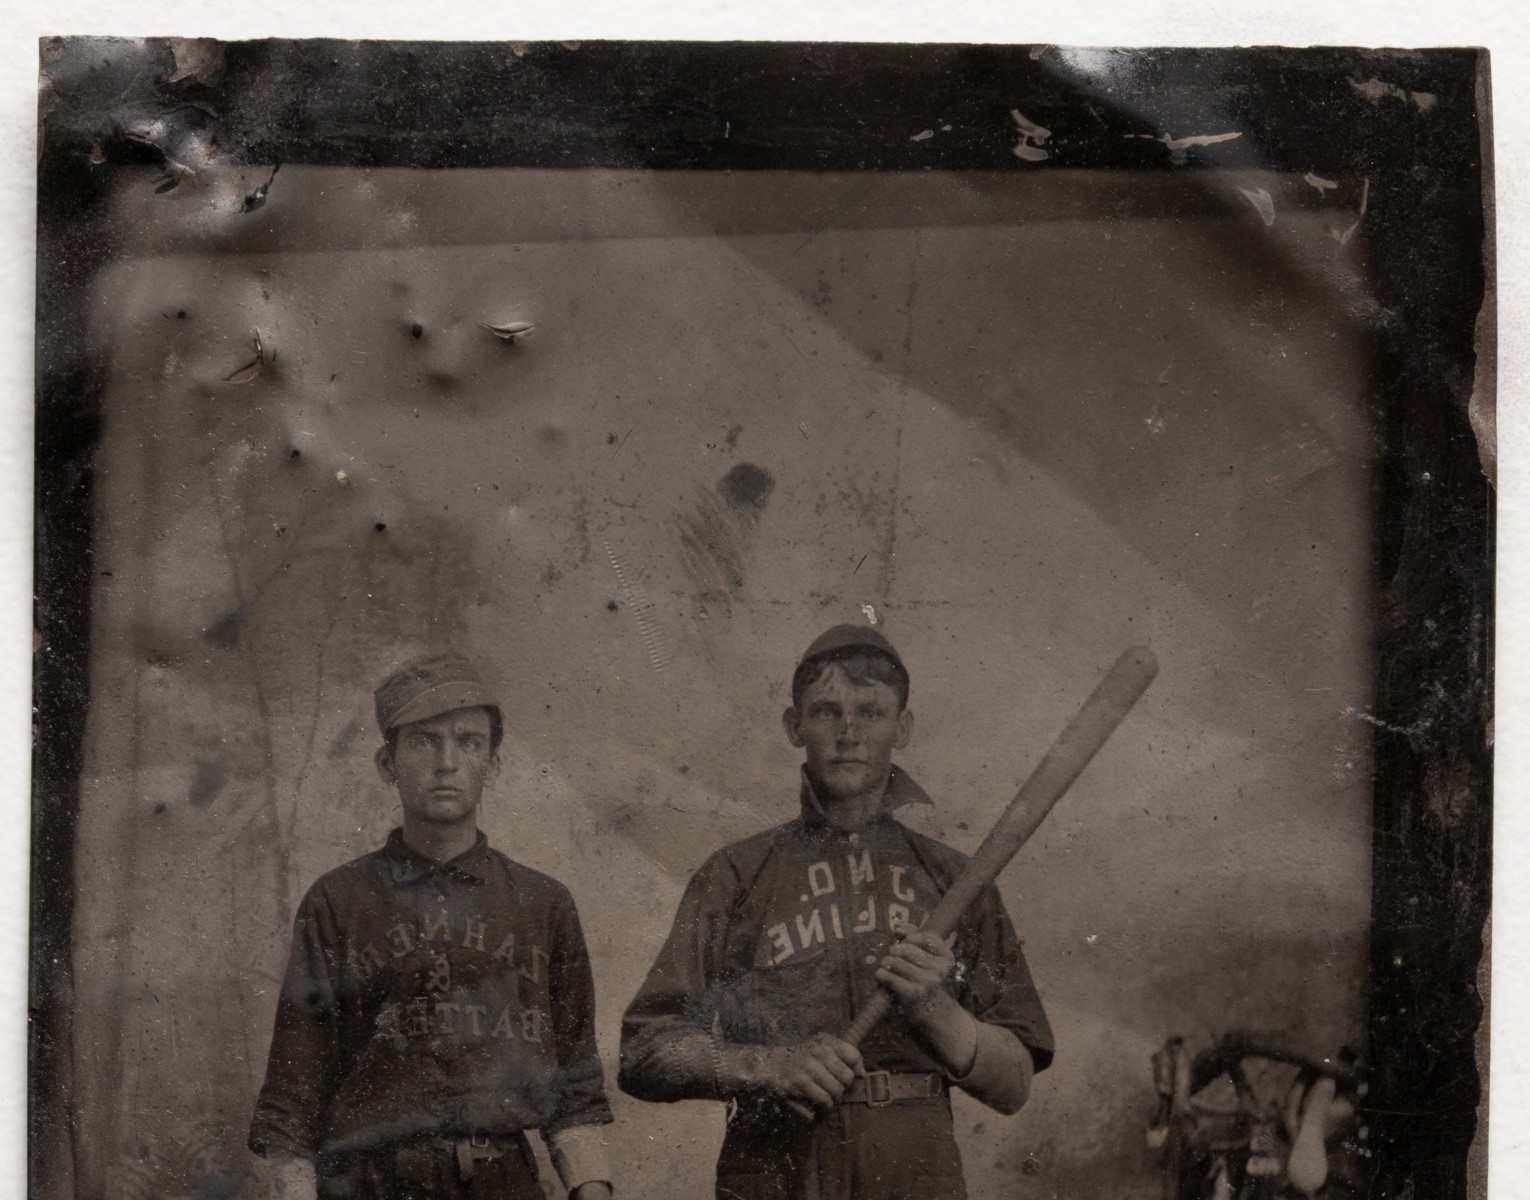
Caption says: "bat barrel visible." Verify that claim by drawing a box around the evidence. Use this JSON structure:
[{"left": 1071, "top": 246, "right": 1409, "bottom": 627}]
[
  {"left": 837, "top": 645, "right": 1159, "bottom": 1049},
  {"left": 922, "top": 645, "right": 1158, "bottom": 940}
]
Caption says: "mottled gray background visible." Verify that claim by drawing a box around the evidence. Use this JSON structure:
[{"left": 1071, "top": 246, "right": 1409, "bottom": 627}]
[{"left": 64, "top": 163, "right": 1376, "bottom": 1199}]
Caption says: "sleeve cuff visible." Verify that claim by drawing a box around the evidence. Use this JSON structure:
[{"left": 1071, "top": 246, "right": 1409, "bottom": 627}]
[
  {"left": 247, "top": 1127, "right": 317, "bottom": 1161},
  {"left": 549, "top": 1123, "right": 613, "bottom": 1192},
  {"left": 946, "top": 1021, "right": 1035, "bottom": 1114}
]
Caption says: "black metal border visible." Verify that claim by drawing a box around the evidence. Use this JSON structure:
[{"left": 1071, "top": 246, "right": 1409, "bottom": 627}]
[{"left": 33, "top": 38, "right": 1492, "bottom": 1198}]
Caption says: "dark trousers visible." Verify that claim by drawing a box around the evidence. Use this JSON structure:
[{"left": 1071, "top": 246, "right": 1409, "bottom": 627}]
[
  {"left": 715, "top": 1097, "right": 967, "bottom": 1200},
  {"left": 318, "top": 1135, "right": 545, "bottom": 1200}
]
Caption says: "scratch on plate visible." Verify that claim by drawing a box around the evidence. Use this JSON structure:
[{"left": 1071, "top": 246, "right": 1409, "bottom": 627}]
[
  {"left": 240, "top": 162, "right": 281, "bottom": 214},
  {"left": 910, "top": 129, "right": 935, "bottom": 142},
  {"left": 604, "top": 536, "right": 673, "bottom": 671},
  {"left": 1335, "top": 177, "right": 1370, "bottom": 245},
  {"left": 1009, "top": 109, "right": 1052, "bottom": 162},
  {"left": 480, "top": 319, "right": 534, "bottom": 343},
  {"left": 127, "top": 105, "right": 218, "bottom": 192},
  {"left": 860, "top": 604, "right": 879, "bottom": 625},
  {"left": 1238, "top": 187, "right": 1276, "bottom": 226},
  {"left": 166, "top": 38, "right": 226, "bottom": 86},
  {"left": 1350, "top": 78, "right": 1439, "bottom": 112},
  {"left": 224, "top": 330, "right": 266, "bottom": 384},
  {"left": 1129, "top": 130, "right": 1242, "bottom": 151},
  {"left": 1304, "top": 173, "right": 1339, "bottom": 193},
  {"left": 1344, "top": 704, "right": 1430, "bottom": 738}
]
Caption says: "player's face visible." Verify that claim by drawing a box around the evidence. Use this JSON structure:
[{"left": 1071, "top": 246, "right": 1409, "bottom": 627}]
[
  {"left": 379, "top": 707, "right": 499, "bottom": 829},
  {"left": 785, "top": 665, "right": 912, "bottom": 802}
]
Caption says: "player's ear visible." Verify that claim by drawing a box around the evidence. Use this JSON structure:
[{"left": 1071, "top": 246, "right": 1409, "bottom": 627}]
[
  {"left": 483, "top": 751, "right": 501, "bottom": 789},
  {"left": 893, "top": 708, "right": 913, "bottom": 750},
  {"left": 375, "top": 743, "right": 397, "bottom": 786},
  {"left": 782, "top": 706, "right": 806, "bottom": 748}
]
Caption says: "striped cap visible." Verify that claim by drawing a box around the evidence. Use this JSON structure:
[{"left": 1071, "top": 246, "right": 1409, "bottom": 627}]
[{"left": 374, "top": 653, "right": 500, "bottom": 736}]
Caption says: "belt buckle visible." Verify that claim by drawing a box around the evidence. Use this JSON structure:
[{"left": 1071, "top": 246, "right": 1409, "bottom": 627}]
[
  {"left": 470, "top": 1133, "right": 490, "bottom": 1150},
  {"left": 864, "top": 1070, "right": 893, "bottom": 1108}
]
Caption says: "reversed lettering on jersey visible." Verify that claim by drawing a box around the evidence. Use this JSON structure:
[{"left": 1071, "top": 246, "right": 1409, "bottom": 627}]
[
  {"left": 348, "top": 911, "right": 547, "bottom": 987},
  {"left": 353, "top": 909, "right": 554, "bottom": 1051},
  {"left": 759, "top": 848, "right": 930, "bottom": 965},
  {"left": 251, "top": 833, "right": 612, "bottom": 1155},
  {"left": 346, "top": 907, "right": 555, "bottom": 1056},
  {"left": 371, "top": 994, "right": 549, "bottom": 1048}
]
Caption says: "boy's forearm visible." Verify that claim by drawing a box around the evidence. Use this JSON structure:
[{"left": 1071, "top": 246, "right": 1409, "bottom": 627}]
[
  {"left": 620, "top": 1028, "right": 721, "bottom": 1102},
  {"left": 549, "top": 1123, "right": 614, "bottom": 1195},
  {"left": 905, "top": 992, "right": 1034, "bottom": 1113},
  {"left": 621, "top": 1028, "right": 838, "bottom": 1103},
  {"left": 623, "top": 1029, "right": 774, "bottom": 1098},
  {"left": 904, "top": 990, "right": 979, "bottom": 1077},
  {"left": 263, "top": 1153, "right": 318, "bottom": 1200}
]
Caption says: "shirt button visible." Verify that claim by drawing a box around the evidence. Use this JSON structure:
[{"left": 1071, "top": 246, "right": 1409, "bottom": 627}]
[{"left": 865, "top": 954, "right": 878, "bottom": 965}]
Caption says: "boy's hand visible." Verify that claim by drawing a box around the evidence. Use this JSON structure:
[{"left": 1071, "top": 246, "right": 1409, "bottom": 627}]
[
  {"left": 760, "top": 1033, "right": 865, "bottom": 1109},
  {"left": 264, "top": 1154, "right": 317, "bottom": 1200},
  {"left": 876, "top": 930, "right": 980, "bottom": 1077},
  {"left": 876, "top": 929, "right": 958, "bottom": 1018}
]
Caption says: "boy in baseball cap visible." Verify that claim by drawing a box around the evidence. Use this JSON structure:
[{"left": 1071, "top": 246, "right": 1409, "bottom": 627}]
[
  {"left": 620, "top": 625, "right": 1053, "bottom": 1198},
  {"left": 250, "top": 653, "right": 616, "bottom": 1200}
]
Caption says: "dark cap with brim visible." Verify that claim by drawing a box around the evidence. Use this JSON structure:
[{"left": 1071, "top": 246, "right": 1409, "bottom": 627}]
[
  {"left": 796, "top": 623, "right": 908, "bottom": 686},
  {"left": 375, "top": 653, "right": 500, "bottom": 736},
  {"left": 798, "top": 623, "right": 905, "bottom": 672}
]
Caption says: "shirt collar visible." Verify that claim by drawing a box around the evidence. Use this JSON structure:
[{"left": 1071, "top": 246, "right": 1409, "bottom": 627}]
[
  {"left": 798, "top": 764, "right": 933, "bottom": 828},
  {"left": 382, "top": 827, "right": 493, "bottom": 885}
]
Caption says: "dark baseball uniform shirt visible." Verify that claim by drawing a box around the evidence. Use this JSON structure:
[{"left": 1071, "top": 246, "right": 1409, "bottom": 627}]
[
  {"left": 249, "top": 829, "right": 612, "bottom": 1160},
  {"left": 622, "top": 769, "right": 1052, "bottom": 1086}
]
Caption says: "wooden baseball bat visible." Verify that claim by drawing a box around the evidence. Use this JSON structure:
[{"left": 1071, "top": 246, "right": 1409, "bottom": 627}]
[
  {"left": 841, "top": 644, "right": 1160, "bottom": 1048},
  {"left": 777, "top": 645, "right": 1159, "bottom": 1118}
]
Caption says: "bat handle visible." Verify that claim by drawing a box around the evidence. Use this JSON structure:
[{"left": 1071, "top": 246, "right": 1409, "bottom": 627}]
[
  {"left": 784, "top": 991, "right": 899, "bottom": 1121},
  {"left": 842, "top": 989, "right": 895, "bottom": 1047}
]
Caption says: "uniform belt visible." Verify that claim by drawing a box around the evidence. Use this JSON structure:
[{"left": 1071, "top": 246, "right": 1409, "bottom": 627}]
[
  {"left": 451, "top": 1134, "right": 506, "bottom": 1181},
  {"left": 407, "top": 1132, "right": 515, "bottom": 1181},
  {"left": 841, "top": 1071, "right": 945, "bottom": 1106}
]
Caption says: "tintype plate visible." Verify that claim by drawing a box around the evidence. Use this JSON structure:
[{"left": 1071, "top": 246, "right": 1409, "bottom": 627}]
[{"left": 33, "top": 39, "right": 1493, "bottom": 1200}]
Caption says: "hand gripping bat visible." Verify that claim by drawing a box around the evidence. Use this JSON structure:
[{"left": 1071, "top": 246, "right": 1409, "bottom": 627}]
[{"left": 781, "top": 645, "right": 1160, "bottom": 1117}]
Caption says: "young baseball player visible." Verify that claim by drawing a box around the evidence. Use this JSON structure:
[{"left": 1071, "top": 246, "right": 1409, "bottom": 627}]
[
  {"left": 619, "top": 625, "right": 1054, "bottom": 1199},
  {"left": 249, "top": 653, "right": 615, "bottom": 1200}
]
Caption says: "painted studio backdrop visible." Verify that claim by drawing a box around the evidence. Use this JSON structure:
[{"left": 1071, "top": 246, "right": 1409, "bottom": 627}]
[{"left": 63, "top": 161, "right": 1379, "bottom": 1198}]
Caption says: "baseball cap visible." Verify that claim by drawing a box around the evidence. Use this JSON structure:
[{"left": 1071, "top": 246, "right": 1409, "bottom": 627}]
[
  {"left": 794, "top": 623, "right": 910, "bottom": 704},
  {"left": 374, "top": 652, "right": 501, "bottom": 736},
  {"left": 797, "top": 624, "right": 907, "bottom": 674}
]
